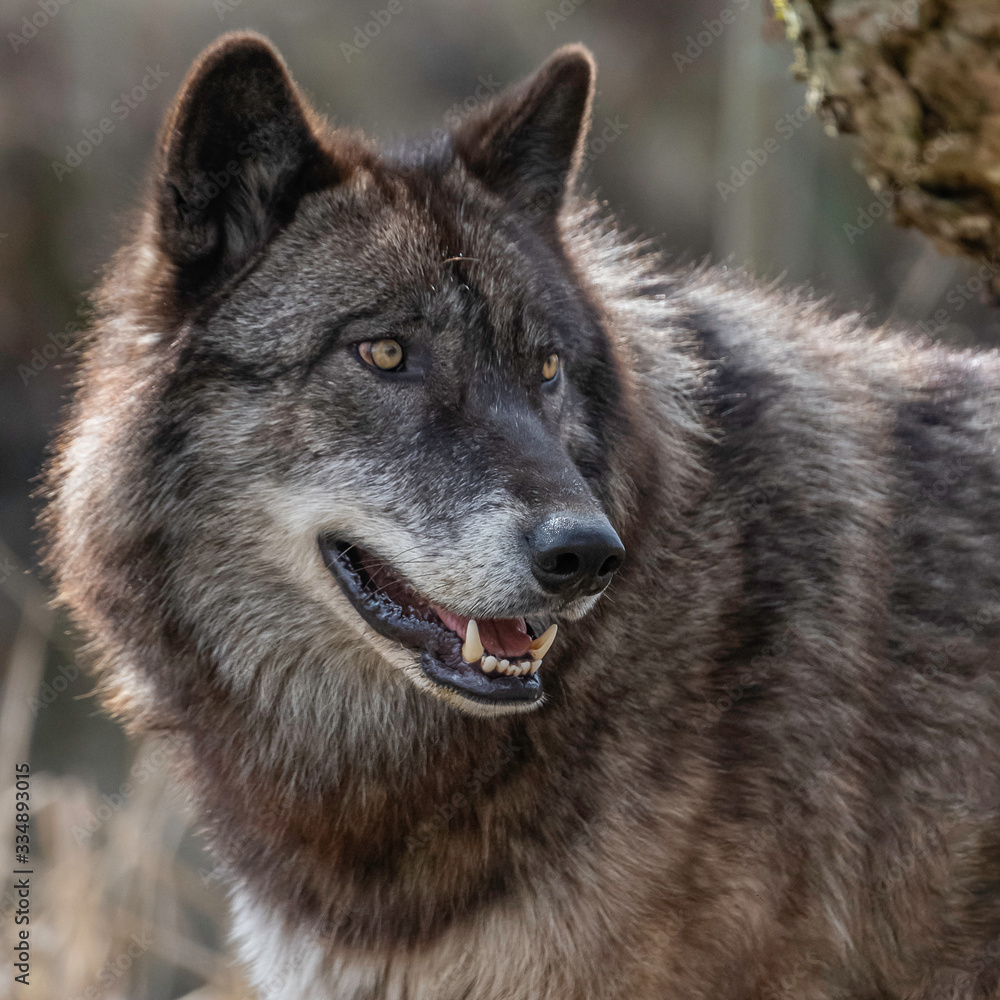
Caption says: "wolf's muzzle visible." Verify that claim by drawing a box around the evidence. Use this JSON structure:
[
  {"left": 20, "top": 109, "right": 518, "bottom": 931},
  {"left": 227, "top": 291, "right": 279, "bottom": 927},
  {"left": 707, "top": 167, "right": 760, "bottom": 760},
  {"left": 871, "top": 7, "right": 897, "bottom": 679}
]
[{"left": 528, "top": 513, "right": 625, "bottom": 598}]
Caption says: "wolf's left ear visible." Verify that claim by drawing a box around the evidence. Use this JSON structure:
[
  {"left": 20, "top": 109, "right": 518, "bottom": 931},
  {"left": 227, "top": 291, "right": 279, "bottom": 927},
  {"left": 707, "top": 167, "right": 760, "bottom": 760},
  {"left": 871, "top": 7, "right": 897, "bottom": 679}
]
[
  {"left": 155, "top": 32, "right": 336, "bottom": 296},
  {"left": 453, "top": 45, "right": 595, "bottom": 222}
]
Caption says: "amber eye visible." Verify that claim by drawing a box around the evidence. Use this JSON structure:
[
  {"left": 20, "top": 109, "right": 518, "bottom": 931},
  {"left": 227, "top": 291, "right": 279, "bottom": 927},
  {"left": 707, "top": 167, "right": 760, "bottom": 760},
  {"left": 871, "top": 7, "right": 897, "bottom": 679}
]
[
  {"left": 542, "top": 353, "right": 560, "bottom": 382},
  {"left": 359, "top": 339, "right": 404, "bottom": 371}
]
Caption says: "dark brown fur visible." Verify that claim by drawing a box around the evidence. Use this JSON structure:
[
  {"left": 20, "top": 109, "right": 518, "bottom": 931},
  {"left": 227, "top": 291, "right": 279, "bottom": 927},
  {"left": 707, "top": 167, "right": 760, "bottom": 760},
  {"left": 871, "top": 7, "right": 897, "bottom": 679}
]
[{"left": 43, "top": 32, "right": 1000, "bottom": 999}]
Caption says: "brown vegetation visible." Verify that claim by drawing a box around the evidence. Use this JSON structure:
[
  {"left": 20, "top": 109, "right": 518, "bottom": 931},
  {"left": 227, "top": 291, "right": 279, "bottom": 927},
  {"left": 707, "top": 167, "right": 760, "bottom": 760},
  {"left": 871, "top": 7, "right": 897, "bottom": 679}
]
[{"left": 783, "top": 0, "right": 1000, "bottom": 289}]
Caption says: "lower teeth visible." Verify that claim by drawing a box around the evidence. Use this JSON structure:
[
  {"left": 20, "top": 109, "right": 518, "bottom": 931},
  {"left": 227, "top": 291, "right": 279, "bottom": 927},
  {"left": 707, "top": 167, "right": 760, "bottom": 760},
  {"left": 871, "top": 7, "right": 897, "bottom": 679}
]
[
  {"left": 461, "top": 622, "right": 556, "bottom": 678},
  {"left": 479, "top": 655, "right": 540, "bottom": 677}
]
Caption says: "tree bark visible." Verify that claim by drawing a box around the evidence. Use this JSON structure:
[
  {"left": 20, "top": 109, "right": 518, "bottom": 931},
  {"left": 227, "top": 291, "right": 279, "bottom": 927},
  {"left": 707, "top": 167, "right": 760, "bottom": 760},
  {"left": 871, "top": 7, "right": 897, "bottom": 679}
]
[{"left": 779, "top": 0, "right": 1000, "bottom": 290}]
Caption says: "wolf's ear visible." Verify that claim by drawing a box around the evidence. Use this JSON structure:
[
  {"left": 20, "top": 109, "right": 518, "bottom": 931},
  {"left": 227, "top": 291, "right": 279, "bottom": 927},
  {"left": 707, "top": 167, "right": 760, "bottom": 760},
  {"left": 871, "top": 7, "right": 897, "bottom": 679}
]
[
  {"left": 155, "top": 32, "right": 335, "bottom": 296},
  {"left": 452, "top": 45, "right": 595, "bottom": 222}
]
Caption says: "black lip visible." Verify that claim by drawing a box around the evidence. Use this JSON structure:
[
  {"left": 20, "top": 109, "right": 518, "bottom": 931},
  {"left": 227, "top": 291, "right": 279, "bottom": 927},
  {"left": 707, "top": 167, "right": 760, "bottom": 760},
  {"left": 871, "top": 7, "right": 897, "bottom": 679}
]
[{"left": 319, "top": 537, "right": 543, "bottom": 707}]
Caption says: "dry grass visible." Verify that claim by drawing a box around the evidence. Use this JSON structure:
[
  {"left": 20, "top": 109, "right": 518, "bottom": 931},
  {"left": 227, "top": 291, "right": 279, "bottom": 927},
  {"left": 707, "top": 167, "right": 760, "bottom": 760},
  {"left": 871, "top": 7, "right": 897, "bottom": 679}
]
[{"left": 1, "top": 538, "right": 252, "bottom": 1000}]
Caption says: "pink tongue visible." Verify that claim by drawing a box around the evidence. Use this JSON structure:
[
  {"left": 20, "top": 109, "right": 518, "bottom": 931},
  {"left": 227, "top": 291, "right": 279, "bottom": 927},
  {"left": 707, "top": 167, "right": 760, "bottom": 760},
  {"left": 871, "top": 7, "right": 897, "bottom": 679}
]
[{"left": 434, "top": 607, "right": 532, "bottom": 658}]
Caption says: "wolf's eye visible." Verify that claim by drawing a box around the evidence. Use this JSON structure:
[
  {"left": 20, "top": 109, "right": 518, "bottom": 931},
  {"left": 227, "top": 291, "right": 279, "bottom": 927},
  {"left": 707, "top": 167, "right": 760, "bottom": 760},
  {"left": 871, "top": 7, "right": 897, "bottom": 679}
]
[
  {"left": 542, "top": 353, "right": 560, "bottom": 382},
  {"left": 359, "top": 339, "right": 404, "bottom": 371}
]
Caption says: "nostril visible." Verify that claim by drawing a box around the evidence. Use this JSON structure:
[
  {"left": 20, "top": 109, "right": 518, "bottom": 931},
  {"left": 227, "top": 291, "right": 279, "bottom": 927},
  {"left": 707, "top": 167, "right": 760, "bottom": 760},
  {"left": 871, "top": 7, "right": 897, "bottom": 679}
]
[
  {"left": 548, "top": 551, "right": 580, "bottom": 577},
  {"left": 598, "top": 553, "right": 623, "bottom": 577}
]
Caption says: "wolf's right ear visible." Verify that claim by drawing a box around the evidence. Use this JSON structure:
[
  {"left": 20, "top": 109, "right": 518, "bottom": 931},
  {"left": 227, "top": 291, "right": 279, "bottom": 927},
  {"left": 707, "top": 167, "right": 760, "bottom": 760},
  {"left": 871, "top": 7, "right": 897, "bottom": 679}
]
[
  {"left": 155, "top": 33, "right": 336, "bottom": 297},
  {"left": 453, "top": 46, "right": 595, "bottom": 224}
]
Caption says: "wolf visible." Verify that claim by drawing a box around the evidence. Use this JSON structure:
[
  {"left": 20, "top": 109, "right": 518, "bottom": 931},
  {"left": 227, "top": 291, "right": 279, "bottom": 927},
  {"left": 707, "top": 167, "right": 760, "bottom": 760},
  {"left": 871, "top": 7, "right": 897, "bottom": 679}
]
[{"left": 43, "top": 31, "right": 1000, "bottom": 1000}]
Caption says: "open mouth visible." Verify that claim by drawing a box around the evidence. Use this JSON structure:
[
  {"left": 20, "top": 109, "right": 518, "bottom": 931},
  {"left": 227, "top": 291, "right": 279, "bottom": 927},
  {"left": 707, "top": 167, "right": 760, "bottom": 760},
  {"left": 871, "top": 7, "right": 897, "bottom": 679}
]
[{"left": 319, "top": 537, "right": 555, "bottom": 707}]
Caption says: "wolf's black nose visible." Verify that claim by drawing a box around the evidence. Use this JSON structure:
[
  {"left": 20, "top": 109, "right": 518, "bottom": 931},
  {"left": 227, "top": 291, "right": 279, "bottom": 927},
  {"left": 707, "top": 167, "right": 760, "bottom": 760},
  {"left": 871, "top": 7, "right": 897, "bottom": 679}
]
[{"left": 528, "top": 514, "right": 625, "bottom": 597}]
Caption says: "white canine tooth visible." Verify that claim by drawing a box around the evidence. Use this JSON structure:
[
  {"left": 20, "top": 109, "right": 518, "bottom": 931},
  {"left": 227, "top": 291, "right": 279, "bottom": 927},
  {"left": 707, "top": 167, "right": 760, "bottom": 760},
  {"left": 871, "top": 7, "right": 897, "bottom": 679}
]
[
  {"left": 462, "top": 619, "right": 484, "bottom": 663},
  {"left": 482, "top": 655, "right": 497, "bottom": 673},
  {"left": 530, "top": 660, "right": 541, "bottom": 674},
  {"left": 499, "top": 659, "right": 510, "bottom": 675},
  {"left": 529, "top": 624, "right": 558, "bottom": 659}
]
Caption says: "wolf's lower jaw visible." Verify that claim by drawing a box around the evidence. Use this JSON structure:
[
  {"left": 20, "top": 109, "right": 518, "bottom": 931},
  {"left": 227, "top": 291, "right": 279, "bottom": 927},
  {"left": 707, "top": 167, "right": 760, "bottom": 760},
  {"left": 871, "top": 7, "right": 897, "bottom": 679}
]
[{"left": 318, "top": 537, "right": 549, "bottom": 710}]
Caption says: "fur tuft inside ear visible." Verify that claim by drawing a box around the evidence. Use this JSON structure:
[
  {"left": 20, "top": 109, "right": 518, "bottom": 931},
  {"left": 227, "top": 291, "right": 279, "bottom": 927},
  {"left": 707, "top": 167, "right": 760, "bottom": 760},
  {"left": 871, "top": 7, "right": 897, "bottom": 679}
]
[
  {"left": 453, "top": 45, "right": 595, "bottom": 222},
  {"left": 155, "top": 32, "right": 335, "bottom": 297}
]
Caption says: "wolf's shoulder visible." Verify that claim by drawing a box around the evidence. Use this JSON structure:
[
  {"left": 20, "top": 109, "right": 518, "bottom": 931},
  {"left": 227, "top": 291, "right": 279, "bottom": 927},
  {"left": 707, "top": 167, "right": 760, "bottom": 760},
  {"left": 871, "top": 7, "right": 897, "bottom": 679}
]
[
  {"left": 647, "top": 268, "right": 1000, "bottom": 666},
  {"left": 655, "top": 267, "right": 1000, "bottom": 450}
]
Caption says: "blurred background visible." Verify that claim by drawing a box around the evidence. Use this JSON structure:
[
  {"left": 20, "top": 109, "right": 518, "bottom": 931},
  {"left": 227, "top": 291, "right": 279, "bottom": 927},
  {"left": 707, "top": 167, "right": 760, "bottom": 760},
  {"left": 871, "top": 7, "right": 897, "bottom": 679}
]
[{"left": 2, "top": 1, "right": 999, "bottom": 997}]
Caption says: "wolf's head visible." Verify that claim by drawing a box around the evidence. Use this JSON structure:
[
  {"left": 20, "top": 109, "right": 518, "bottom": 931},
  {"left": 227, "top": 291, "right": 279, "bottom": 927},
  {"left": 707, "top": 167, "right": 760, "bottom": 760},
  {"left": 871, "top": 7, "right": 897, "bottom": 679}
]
[{"left": 49, "top": 35, "right": 653, "bottom": 722}]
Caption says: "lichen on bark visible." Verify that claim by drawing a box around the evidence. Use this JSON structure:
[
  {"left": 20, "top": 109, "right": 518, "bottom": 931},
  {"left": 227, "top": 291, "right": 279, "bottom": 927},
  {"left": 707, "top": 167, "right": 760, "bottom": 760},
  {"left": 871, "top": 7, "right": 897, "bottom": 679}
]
[{"left": 780, "top": 0, "right": 1000, "bottom": 288}]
